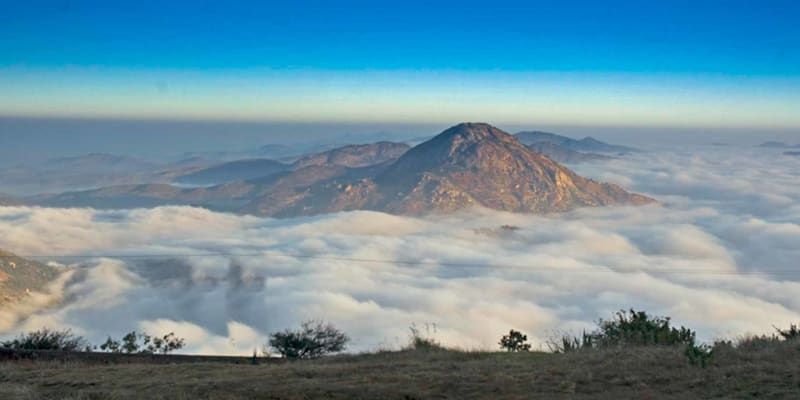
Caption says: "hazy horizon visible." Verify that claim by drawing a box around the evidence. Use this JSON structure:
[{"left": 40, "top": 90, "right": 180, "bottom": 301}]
[{"left": 2, "top": 116, "right": 800, "bottom": 165}]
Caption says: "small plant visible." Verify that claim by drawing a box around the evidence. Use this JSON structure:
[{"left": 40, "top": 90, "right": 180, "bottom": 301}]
[
  {"left": 499, "top": 329, "right": 531, "bottom": 352},
  {"left": 0, "top": 328, "right": 90, "bottom": 352},
  {"left": 685, "top": 343, "right": 713, "bottom": 368},
  {"left": 735, "top": 334, "right": 781, "bottom": 351},
  {"left": 407, "top": 323, "right": 442, "bottom": 351},
  {"left": 547, "top": 332, "right": 594, "bottom": 353},
  {"left": 267, "top": 320, "right": 349, "bottom": 359}
]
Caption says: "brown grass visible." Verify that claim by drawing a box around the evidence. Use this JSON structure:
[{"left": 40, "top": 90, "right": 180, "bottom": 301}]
[{"left": 1, "top": 343, "right": 799, "bottom": 399}]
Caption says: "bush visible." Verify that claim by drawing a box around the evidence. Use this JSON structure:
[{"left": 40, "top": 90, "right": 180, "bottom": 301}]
[
  {"left": 267, "top": 320, "right": 349, "bottom": 359},
  {"left": 407, "top": 323, "right": 442, "bottom": 351},
  {"left": 499, "top": 329, "right": 531, "bottom": 352},
  {"left": 775, "top": 323, "right": 800, "bottom": 341},
  {"left": 99, "top": 331, "right": 185, "bottom": 354},
  {"left": 550, "top": 309, "right": 697, "bottom": 352},
  {"left": 1, "top": 328, "right": 89, "bottom": 352},
  {"left": 590, "top": 309, "right": 696, "bottom": 348}
]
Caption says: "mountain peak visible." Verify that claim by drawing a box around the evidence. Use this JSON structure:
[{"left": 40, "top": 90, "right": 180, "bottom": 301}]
[{"left": 436, "top": 122, "right": 510, "bottom": 143}]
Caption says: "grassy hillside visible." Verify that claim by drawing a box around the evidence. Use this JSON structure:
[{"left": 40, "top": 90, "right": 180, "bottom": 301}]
[{"left": 2, "top": 343, "right": 799, "bottom": 399}]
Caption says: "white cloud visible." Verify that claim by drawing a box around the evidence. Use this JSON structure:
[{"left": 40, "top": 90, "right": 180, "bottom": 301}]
[{"left": 1, "top": 145, "right": 799, "bottom": 354}]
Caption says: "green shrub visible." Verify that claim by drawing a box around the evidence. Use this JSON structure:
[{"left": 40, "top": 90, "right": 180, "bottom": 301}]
[
  {"left": 407, "top": 323, "right": 443, "bottom": 351},
  {"left": 499, "top": 329, "right": 531, "bottom": 352},
  {"left": 267, "top": 320, "right": 349, "bottom": 359},
  {"left": 1, "top": 328, "right": 89, "bottom": 352},
  {"left": 590, "top": 309, "right": 696, "bottom": 348},
  {"left": 549, "top": 309, "right": 705, "bottom": 365},
  {"left": 775, "top": 323, "right": 800, "bottom": 341}
]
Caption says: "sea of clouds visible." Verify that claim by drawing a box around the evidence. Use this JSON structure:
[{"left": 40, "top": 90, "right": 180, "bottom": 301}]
[{"left": 1, "top": 145, "right": 799, "bottom": 355}]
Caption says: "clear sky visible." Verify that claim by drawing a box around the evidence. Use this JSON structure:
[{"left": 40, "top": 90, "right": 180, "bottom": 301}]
[{"left": 2, "top": 0, "right": 800, "bottom": 128}]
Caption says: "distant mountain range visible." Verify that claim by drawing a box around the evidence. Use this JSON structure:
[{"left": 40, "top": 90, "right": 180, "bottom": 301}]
[
  {"left": 174, "top": 159, "right": 291, "bottom": 186},
  {"left": 759, "top": 141, "right": 800, "bottom": 149},
  {"left": 43, "top": 153, "right": 159, "bottom": 172},
  {"left": 514, "top": 131, "right": 640, "bottom": 154},
  {"left": 292, "top": 142, "right": 410, "bottom": 169},
  {"left": 170, "top": 142, "right": 410, "bottom": 186},
  {"left": 526, "top": 142, "right": 613, "bottom": 164},
  {"left": 785, "top": 151, "right": 800, "bottom": 157},
  {"left": 34, "top": 123, "right": 654, "bottom": 217},
  {"left": 0, "top": 153, "right": 168, "bottom": 196},
  {"left": 0, "top": 249, "right": 59, "bottom": 305}
]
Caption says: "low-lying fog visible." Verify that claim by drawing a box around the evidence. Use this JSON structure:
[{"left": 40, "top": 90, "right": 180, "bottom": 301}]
[{"left": 1, "top": 145, "right": 799, "bottom": 354}]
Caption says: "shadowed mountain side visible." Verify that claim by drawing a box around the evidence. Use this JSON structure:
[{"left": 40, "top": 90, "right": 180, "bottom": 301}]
[
  {"left": 173, "top": 159, "right": 291, "bottom": 185},
  {"left": 291, "top": 142, "right": 411, "bottom": 169}
]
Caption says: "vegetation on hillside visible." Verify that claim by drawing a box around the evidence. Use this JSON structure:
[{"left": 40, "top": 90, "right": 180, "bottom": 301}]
[
  {"left": 1, "top": 328, "right": 185, "bottom": 355},
  {"left": 2, "top": 310, "right": 800, "bottom": 398},
  {"left": 1, "top": 328, "right": 89, "bottom": 352},
  {"left": 99, "top": 331, "right": 185, "bottom": 354},
  {"left": 266, "top": 320, "right": 349, "bottom": 359}
]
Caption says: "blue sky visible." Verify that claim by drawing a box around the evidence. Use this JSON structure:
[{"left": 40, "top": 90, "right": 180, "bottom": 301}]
[{"left": 2, "top": 0, "right": 800, "bottom": 127}]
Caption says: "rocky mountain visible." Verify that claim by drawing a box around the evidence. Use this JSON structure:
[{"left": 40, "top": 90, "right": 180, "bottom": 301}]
[
  {"left": 173, "top": 159, "right": 291, "bottom": 185},
  {"left": 0, "top": 249, "right": 60, "bottom": 305},
  {"left": 526, "top": 142, "right": 612, "bottom": 164},
  {"left": 292, "top": 142, "right": 410, "bottom": 169},
  {"left": 515, "top": 131, "right": 639, "bottom": 154},
  {"left": 35, "top": 123, "right": 655, "bottom": 217},
  {"left": 247, "top": 123, "right": 654, "bottom": 216}
]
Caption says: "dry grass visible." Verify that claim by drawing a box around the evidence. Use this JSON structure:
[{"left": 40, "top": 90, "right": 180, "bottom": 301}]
[{"left": 1, "top": 343, "right": 799, "bottom": 399}]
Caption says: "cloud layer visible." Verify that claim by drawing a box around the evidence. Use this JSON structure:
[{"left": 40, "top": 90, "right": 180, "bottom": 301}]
[{"left": 1, "top": 145, "right": 799, "bottom": 354}]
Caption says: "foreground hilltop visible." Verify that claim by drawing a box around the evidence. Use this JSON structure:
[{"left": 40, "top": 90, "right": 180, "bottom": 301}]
[
  {"left": 35, "top": 123, "right": 655, "bottom": 217},
  {"left": 3, "top": 343, "right": 797, "bottom": 399}
]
